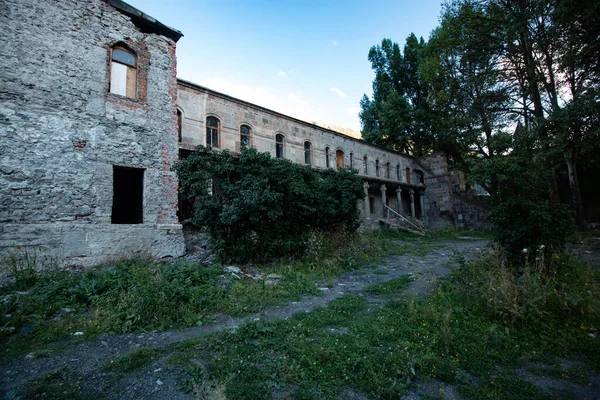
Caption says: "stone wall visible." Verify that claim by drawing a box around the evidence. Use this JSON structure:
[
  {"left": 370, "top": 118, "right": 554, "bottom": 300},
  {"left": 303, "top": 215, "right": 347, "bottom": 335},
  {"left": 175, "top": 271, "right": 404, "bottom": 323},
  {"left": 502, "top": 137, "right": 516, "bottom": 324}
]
[
  {"left": 177, "top": 81, "right": 422, "bottom": 182},
  {"left": 0, "top": 0, "right": 184, "bottom": 266}
]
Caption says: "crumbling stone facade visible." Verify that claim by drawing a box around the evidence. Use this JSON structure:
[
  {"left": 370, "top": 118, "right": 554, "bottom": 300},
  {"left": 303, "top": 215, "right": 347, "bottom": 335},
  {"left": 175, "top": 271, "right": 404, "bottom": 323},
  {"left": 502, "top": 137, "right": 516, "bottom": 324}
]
[
  {"left": 0, "top": 0, "right": 486, "bottom": 267},
  {"left": 0, "top": 0, "right": 185, "bottom": 266}
]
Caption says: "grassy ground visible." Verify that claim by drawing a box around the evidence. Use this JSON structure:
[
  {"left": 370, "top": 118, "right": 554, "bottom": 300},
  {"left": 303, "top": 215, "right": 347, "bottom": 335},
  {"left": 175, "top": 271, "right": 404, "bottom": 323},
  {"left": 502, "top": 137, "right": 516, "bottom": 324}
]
[
  {"left": 166, "top": 248, "right": 599, "bottom": 400},
  {"left": 0, "top": 230, "right": 388, "bottom": 363},
  {"left": 2, "top": 228, "right": 598, "bottom": 400}
]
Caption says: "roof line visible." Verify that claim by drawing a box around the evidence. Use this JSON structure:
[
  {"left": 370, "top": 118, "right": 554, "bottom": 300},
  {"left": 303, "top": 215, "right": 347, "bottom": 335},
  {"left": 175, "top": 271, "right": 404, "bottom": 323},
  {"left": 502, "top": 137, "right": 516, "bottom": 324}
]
[
  {"left": 176, "top": 78, "right": 415, "bottom": 160},
  {"left": 106, "top": 0, "right": 183, "bottom": 42}
]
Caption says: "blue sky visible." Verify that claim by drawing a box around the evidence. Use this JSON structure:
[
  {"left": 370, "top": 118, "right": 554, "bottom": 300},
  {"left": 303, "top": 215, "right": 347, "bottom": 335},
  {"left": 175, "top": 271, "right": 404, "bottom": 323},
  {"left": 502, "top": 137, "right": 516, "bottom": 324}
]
[{"left": 126, "top": 0, "right": 444, "bottom": 132}]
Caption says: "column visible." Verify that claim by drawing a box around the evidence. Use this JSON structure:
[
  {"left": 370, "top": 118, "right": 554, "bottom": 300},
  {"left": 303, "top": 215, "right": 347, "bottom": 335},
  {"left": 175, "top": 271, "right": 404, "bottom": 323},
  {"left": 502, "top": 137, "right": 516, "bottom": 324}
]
[
  {"left": 363, "top": 182, "right": 370, "bottom": 219},
  {"left": 380, "top": 184, "right": 387, "bottom": 218},
  {"left": 396, "top": 188, "right": 402, "bottom": 216},
  {"left": 409, "top": 189, "right": 415, "bottom": 218}
]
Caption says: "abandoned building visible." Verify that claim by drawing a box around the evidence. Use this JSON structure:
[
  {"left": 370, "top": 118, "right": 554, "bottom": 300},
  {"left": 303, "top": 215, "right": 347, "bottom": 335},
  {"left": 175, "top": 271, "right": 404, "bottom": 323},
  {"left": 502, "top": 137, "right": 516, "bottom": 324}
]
[{"left": 0, "top": 0, "right": 486, "bottom": 267}]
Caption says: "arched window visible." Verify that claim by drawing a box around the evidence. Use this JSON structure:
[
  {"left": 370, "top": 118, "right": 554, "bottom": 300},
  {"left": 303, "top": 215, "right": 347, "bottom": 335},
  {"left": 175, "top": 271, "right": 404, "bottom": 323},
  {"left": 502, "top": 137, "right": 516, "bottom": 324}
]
[
  {"left": 325, "top": 147, "right": 330, "bottom": 168},
  {"left": 206, "top": 116, "right": 220, "bottom": 148},
  {"left": 363, "top": 156, "right": 368, "bottom": 175},
  {"left": 405, "top": 167, "right": 411, "bottom": 184},
  {"left": 396, "top": 164, "right": 401, "bottom": 181},
  {"left": 276, "top": 134, "right": 285, "bottom": 159},
  {"left": 240, "top": 125, "right": 251, "bottom": 149},
  {"left": 304, "top": 141, "right": 312, "bottom": 165},
  {"left": 386, "top": 162, "right": 391, "bottom": 179},
  {"left": 177, "top": 109, "right": 183, "bottom": 143},
  {"left": 375, "top": 160, "right": 380, "bottom": 177},
  {"left": 110, "top": 46, "right": 137, "bottom": 99},
  {"left": 336, "top": 150, "right": 344, "bottom": 169},
  {"left": 349, "top": 153, "right": 354, "bottom": 169}
]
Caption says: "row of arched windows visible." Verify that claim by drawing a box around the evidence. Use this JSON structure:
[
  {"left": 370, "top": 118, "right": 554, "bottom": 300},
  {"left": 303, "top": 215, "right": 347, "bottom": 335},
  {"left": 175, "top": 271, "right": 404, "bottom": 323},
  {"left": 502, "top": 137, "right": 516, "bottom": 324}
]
[{"left": 180, "top": 114, "right": 416, "bottom": 183}]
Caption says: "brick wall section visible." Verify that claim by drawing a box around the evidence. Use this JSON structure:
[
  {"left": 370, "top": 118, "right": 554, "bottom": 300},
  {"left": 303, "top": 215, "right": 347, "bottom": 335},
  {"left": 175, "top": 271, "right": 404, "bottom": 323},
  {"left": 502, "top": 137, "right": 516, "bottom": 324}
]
[{"left": 0, "top": 0, "right": 184, "bottom": 266}]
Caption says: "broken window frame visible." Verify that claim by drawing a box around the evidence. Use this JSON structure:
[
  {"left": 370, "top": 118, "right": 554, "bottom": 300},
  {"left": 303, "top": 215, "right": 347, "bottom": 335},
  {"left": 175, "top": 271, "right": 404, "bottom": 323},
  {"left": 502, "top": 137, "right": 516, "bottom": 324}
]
[
  {"left": 109, "top": 46, "right": 137, "bottom": 99},
  {"left": 240, "top": 124, "right": 251, "bottom": 149}
]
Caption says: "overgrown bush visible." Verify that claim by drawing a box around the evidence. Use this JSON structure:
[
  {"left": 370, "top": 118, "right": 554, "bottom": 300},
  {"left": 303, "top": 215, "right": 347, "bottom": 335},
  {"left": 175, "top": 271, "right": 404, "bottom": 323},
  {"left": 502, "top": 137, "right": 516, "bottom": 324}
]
[
  {"left": 174, "top": 146, "right": 365, "bottom": 263},
  {"left": 473, "top": 133, "right": 575, "bottom": 264},
  {"left": 451, "top": 247, "right": 599, "bottom": 327}
]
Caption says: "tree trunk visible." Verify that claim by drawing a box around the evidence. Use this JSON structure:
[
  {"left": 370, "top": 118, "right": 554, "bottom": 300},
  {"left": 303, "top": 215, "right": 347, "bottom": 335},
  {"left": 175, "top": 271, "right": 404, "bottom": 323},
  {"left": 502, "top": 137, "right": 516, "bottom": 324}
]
[{"left": 565, "top": 152, "right": 585, "bottom": 227}]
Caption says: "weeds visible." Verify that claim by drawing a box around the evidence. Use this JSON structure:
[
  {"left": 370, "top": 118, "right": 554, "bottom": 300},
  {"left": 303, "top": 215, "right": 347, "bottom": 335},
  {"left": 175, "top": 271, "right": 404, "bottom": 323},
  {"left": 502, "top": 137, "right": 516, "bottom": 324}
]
[
  {"left": 169, "top": 247, "right": 599, "bottom": 399},
  {"left": 0, "top": 259, "right": 320, "bottom": 361}
]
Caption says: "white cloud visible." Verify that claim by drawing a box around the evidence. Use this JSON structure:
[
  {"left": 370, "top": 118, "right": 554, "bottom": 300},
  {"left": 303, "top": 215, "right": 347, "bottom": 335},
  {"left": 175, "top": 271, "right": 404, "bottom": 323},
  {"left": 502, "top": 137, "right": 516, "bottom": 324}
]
[
  {"left": 330, "top": 40, "right": 338, "bottom": 47},
  {"left": 287, "top": 92, "right": 308, "bottom": 106},
  {"left": 277, "top": 71, "right": 287, "bottom": 78},
  {"left": 330, "top": 87, "right": 346, "bottom": 98}
]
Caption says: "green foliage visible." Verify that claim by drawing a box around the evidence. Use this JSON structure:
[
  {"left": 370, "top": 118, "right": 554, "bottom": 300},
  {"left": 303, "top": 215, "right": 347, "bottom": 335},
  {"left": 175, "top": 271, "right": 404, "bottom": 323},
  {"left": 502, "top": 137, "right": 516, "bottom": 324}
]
[
  {"left": 170, "top": 250, "right": 599, "bottom": 399},
  {"left": 174, "top": 146, "right": 365, "bottom": 263},
  {"left": 1, "top": 247, "right": 59, "bottom": 290},
  {"left": 473, "top": 133, "right": 575, "bottom": 260},
  {"left": 452, "top": 248, "right": 599, "bottom": 327},
  {"left": 0, "top": 259, "right": 320, "bottom": 360}
]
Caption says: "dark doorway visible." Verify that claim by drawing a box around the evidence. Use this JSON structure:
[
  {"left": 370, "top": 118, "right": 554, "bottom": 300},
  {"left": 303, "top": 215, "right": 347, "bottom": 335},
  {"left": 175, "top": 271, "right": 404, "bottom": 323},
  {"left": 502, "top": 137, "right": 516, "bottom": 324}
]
[{"left": 112, "top": 166, "right": 144, "bottom": 224}]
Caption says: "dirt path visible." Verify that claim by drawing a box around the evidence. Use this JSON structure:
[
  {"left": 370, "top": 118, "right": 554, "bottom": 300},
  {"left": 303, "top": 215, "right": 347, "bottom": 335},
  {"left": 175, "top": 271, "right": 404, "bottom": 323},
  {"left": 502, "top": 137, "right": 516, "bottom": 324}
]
[{"left": 1, "top": 238, "right": 488, "bottom": 399}]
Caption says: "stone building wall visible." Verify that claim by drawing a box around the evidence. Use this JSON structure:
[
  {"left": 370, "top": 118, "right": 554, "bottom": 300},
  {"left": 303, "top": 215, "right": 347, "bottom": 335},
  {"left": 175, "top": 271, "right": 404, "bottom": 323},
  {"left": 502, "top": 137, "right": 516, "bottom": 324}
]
[
  {"left": 0, "top": 0, "right": 185, "bottom": 266},
  {"left": 176, "top": 81, "right": 429, "bottom": 225}
]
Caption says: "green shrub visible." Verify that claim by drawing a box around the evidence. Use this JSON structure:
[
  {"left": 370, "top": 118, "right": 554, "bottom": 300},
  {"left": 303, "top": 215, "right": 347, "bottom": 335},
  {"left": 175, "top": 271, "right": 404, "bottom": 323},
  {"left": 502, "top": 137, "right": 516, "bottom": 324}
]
[
  {"left": 174, "top": 146, "right": 365, "bottom": 263},
  {"left": 451, "top": 247, "right": 599, "bottom": 327}
]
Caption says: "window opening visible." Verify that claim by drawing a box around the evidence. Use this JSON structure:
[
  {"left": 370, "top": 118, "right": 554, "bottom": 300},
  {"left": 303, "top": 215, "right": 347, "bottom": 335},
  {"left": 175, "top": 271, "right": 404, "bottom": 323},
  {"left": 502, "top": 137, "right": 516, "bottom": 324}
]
[
  {"left": 386, "top": 162, "right": 391, "bottom": 179},
  {"left": 240, "top": 125, "right": 251, "bottom": 149},
  {"left": 110, "top": 47, "right": 137, "bottom": 99},
  {"left": 304, "top": 141, "right": 312, "bottom": 165},
  {"left": 336, "top": 150, "right": 344, "bottom": 169},
  {"left": 350, "top": 153, "right": 354, "bottom": 169},
  {"left": 376, "top": 160, "right": 380, "bottom": 177},
  {"left": 406, "top": 167, "right": 411, "bottom": 184},
  {"left": 396, "top": 164, "right": 401, "bottom": 180},
  {"left": 369, "top": 197, "right": 375, "bottom": 214},
  {"left": 363, "top": 156, "right": 368, "bottom": 175},
  {"left": 177, "top": 109, "right": 182, "bottom": 143},
  {"left": 206, "top": 116, "right": 220, "bottom": 148},
  {"left": 112, "top": 166, "right": 144, "bottom": 224},
  {"left": 325, "top": 147, "right": 330, "bottom": 168},
  {"left": 276, "top": 134, "right": 284, "bottom": 159}
]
